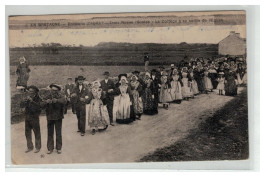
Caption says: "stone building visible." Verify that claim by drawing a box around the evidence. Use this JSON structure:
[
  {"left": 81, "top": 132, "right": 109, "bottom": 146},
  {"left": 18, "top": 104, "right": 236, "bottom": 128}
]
[{"left": 218, "top": 31, "right": 246, "bottom": 56}]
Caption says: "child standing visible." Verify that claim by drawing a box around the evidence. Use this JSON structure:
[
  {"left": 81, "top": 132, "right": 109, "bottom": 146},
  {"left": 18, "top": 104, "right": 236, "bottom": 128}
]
[{"left": 216, "top": 72, "right": 225, "bottom": 95}]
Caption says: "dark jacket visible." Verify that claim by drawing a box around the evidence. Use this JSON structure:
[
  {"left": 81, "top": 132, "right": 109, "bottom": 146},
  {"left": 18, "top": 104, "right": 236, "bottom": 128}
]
[
  {"left": 20, "top": 95, "right": 42, "bottom": 120},
  {"left": 64, "top": 83, "right": 75, "bottom": 97},
  {"left": 71, "top": 84, "right": 93, "bottom": 110},
  {"left": 151, "top": 75, "right": 160, "bottom": 95},
  {"left": 44, "top": 91, "right": 66, "bottom": 120},
  {"left": 100, "top": 79, "right": 115, "bottom": 103}
]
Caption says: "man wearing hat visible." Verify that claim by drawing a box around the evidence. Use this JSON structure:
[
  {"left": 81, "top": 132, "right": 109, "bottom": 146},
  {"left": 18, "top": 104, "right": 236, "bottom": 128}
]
[
  {"left": 44, "top": 83, "right": 66, "bottom": 154},
  {"left": 100, "top": 72, "right": 115, "bottom": 126},
  {"left": 20, "top": 85, "right": 42, "bottom": 153},
  {"left": 64, "top": 77, "right": 75, "bottom": 114},
  {"left": 71, "top": 76, "right": 93, "bottom": 135}
]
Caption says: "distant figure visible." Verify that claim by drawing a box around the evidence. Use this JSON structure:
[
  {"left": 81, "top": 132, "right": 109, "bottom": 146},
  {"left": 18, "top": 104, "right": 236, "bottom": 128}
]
[
  {"left": 16, "top": 56, "right": 30, "bottom": 90},
  {"left": 64, "top": 77, "right": 75, "bottom": 114},
  {"left": 144, "top": 52, "right": 149, "bottom": 72}
]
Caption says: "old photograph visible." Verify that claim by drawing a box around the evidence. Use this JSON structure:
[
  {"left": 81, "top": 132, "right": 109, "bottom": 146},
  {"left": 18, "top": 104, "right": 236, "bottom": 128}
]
[{"left": 8, "top": 11, "right": 248, "bottom": 164}]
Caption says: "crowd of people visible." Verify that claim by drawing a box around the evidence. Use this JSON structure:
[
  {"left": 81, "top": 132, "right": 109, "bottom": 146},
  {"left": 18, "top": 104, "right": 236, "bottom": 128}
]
[{"left": 18, "top": 55, "right": 247, "bottom": 155}]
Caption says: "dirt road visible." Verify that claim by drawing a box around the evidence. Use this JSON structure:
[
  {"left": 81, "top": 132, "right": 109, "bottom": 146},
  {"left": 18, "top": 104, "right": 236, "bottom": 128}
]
[{"left": 10, "top": 89, "right": 243, "bottom": 164}]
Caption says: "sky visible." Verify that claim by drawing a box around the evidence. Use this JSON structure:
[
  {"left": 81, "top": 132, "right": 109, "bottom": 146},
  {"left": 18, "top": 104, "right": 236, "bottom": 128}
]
[{"left": 9, "top": 24, "right": 246, "bottom": 48}]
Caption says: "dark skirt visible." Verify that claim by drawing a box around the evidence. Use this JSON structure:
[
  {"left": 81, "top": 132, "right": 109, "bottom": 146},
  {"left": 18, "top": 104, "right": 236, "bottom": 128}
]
[
  {"left": 196, "top": 78, "right": 205, "bottom": 92},
  {"left": 142, "top": 88, "right": 158, "bottom": 115},
  {"left": 116, "top": 118, "right": 134, "bottom": 124},
  {"left": 225, "top": 78, "right": 238, "bottom": 96}
]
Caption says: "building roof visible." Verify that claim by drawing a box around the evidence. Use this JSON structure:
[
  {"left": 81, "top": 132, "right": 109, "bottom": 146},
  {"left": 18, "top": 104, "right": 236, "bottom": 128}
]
[{"left": 218, "top": 31, "right": 246, "bottom": 44}]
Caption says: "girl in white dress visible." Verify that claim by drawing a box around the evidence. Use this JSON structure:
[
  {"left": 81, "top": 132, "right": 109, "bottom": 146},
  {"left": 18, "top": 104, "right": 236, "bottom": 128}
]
[
  {"left": 181, "top": 67, "right": 194, "bottom": 100},
  {"left": 169, "top": 69, "right": 182, "bottom": 104},
  {"left": 216, "top": 72, "right": 225, "bottom": 95}
]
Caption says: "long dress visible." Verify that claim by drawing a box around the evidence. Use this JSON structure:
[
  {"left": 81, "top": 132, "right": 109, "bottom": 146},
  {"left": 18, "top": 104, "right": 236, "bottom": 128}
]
[
  {"left": 142, "top": 79, "right": 158, "bottom": 115},
  {"left": 181, "top": 72, "right": 194, "bottom": 98},
  {"left": 87, "top": 88, "right": 109, "bottom": 130},
  {"left": 16, "top": 63, "right": 30, "bottom": 88},
  {"left": 225, "top": 72, "right": 238, "bottom": 96},
  {"left": 113, "top": 84, "right": 133, "bottom": 124},
  {"left": 129, "top": 81, "right": 143, "bottom": 116},
  {"left": 203, "top": 71, "right": 213, "bottom": 91},
  {"left": 169, "top": 75, "right": 183, "bottom": 101},
  {"left": 159, "top": 76, "right": 172, "bottom": 103},
  {"left": 216, "top": 77, "right": 225, "bottom": 90},
  {"left": 189, "top": 72, "right": 199, "bottom": 95}
]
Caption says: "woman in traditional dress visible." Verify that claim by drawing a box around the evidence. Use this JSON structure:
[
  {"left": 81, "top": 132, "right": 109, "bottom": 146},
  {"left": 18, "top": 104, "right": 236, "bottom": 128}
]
[
  {"left": 113, "top": 76, "right": 133, "bottom": 124},
  {"left": 159, "top": 71, "right": 172, "bottom": 109},
  {"left": 129, "top": 75, "right": 143, "bottom": 120},
  {"left": 225, "top": 69, "right": 238, "bottom": 96},
  {"left": 169, "top": 68, "right": 182, "bottom": 104},
  {"left": 181, "top": 67, "right": 194, "bottom": 100},
  {"left": 142, "top": 72, "right": 158, "bottom": 115},
  {"left": 16, "top": 56, "right": 31, "bottom": 90},
  {"left": 188, "top": 67, "right": 199, "bottom": 95},
  {"left": 203, "top": 67, "right": 213, "bottom": 93},
  {"left": 216, "top": 72, "right": 225, "bottom": 95},
  {"left": 87, "top": 81, "right": 109, "bottom": 135},
  {"left": 236, "top": 62, "right": 246, "bottom": 86}
]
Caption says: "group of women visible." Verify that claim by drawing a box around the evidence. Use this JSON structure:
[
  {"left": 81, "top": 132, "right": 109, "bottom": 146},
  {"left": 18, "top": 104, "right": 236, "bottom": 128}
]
[{"left": 84, "top": 56, "right": 247, "bottom": 133}]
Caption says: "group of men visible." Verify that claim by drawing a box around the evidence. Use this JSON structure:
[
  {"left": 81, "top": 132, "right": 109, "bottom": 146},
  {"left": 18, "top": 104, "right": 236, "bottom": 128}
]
[{"left": 20, "top": 72, "right": 116, "bottom": 154}]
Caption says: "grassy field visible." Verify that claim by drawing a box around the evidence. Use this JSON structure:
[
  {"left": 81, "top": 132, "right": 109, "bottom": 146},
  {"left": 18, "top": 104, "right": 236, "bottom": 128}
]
[
  {"left": 9, "top": 42, "right": 218, "bottom": 66},
  {"left": 139, "top": 89, "right": 248, "bottom": 161}
]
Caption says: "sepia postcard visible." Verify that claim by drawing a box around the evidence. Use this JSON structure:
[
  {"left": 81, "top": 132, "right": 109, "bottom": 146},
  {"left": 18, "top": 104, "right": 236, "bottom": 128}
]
[{"left": 8, "top": 10, "right": 248, "bottom": 165}]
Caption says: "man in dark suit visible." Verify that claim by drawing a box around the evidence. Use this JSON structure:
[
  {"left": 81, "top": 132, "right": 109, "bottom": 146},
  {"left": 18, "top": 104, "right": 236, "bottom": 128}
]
[
  {"left": 100, "top": 71, "right": 115, "bottom": 126},
  {"left": 71, "top": 76, "right": 93, "bottom": 136},
  {"left": 20, "top": 85, "right": 42, "bottom": 153},
  {"left": 43, "top": 84, "right": 66, "bottom": 154}
]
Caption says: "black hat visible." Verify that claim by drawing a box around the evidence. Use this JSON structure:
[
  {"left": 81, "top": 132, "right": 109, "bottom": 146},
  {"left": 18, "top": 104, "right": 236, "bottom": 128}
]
[
  {"left": 132, "top": 70, "right": 140, "bottom": 75},
  {"left": 27, "top": 85, "right": 39, "bottom": 93},
  {"left": 151, "top": 69, "right": 157, "bottom": 73},
  {"left": 67, "top": 77, "right": 73, "bottom": 80},
  {"left": 118, "top": 73, "right": 127, "bottom": 80},
  {"left": 76, "top": 75, "right": 86, "bottom": 81},
  {"left": 49, "top": 83, "right": 62, "bottom": 91},
  {"left": 103, "top": 71, "right": 110, "bottom": 76}
]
